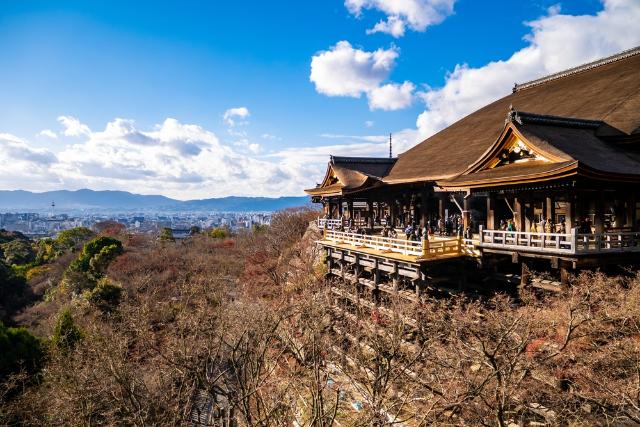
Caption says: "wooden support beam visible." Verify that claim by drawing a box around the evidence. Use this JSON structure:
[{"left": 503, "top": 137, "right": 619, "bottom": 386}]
[
  {"left": 514, "top": 197, "right": 525, "bottom": 232},
  {"left": 486, "top": 193, "right": 496, "bottom": 230},
  {"left": 631, "top": 192, "right": 638, "bottom": 231},
  {"left": 420, "top": 189, "right": 428, "bottom": 228},
  {"left": 545, "top": 195, "right": 555, "bottom": 227},
  {"left": 367, "top": 200, "right": 374, "bottom": 229},
  {"left": 438, "top": 194, "right": 445, "bottom": 219},
  {"left": 594, "top": 189, "right": 605, "bottom": 234},
  {"left": 392, "top": 262, "right": 399, "bottom": 292},
  {"left": 565, "top": 193, "right": 573, "bottom": 234},
  {"left": 463, "top": 196, "right": 471, "bottom": 229}
]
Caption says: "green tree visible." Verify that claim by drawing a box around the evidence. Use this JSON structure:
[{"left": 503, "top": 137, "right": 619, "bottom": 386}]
[
  {"left": 52, "top": 309, "right": 82, "bottom": 352},
  {"left": 0, "top": 260, "right": 30, "bottom": 323},
  {"left": 1, "top": 239, "right": 36, "bottom": 266},
  {"left": 55, "top": 227, "right": 96, "bottom": 252},
  {"left": 252, "top": 223, "right": 268, "bottom": 234},
  {"left": 0, "top": 322, "right": 42, "bottom": 381},
  {"left": 208, "top": 227, "right": 228, "bottom": 239},
  {"left": 65, "top": 237, "right": 123, "bottom": 293},
  {"left": 88, "top": 278, "right": 123, "bottom": 313},
  {"left": 68, "top": 236, "right": 123, "bottom": 274},
  {"left": 159, "top": 227, "right": 175, "bottom": 241}
]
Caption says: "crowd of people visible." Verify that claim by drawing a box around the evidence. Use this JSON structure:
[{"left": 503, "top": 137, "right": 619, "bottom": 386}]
[{"left": 322, "top": 213, "right": 473, "bottom": 241}]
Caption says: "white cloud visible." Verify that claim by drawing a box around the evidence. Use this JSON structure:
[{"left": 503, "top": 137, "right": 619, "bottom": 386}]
[
  {"left": 57, "top": 115, "right": 92, "bottom": 137},
  {"left": 368, "top": 81, "right": 415, "bottom": 111},
  {"left": 37, "top": 129, "right": 57, "bottom": 139},
  {"left": 365, "top": 120, "right": 375, "bottom": 128},
  {"left": 310, "top": 41, "right": 416, "bottom": 111},
  {"left": 0, "top": 133, "right": 60, "bottom": 190},
  {"left": 0, "top": 117, "right": 328, "bottom": 198},
  {"left": 346, "top": 0, "right": 456, "bottom": 37},
  {"left": 223, "top": 107, "right": 250, "bottom": 126},
  {"left": 233, "top": 138, "right": 262, "bottom": 154},
  {"left": 310, "top": 41, "right": 398, "bottom": 97},
  {"left": 413, "top": 0, "right": 640, "bottom": 141}
]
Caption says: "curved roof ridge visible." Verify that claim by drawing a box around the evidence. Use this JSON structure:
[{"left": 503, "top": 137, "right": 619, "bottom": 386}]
[
  {"left": 506, "top": 109, "right": 605, "bottom": 129},
  {"left": 513, "top": 46, "right": 640, "bottom": 93},
  {"left": 330, "top": 155, "right": 396, "bottom": 164}
]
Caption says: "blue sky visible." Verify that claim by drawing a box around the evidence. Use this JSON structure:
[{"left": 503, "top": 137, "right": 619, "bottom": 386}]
[{"left": 0, "top": 0, "right": 638, "bottom": 199}]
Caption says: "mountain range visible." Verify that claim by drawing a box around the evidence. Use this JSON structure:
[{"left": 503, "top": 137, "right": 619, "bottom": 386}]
[{"left": 0, "top": 189, "right": 311, "bottom": 212}]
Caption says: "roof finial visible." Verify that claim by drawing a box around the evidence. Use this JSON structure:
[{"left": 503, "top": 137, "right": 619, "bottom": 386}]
[
  {"left": 389, "top": 133, "right": 392, "bottom": 158},
  {"left": 506, "top": 104, "right": 521, "bottom": 124}
]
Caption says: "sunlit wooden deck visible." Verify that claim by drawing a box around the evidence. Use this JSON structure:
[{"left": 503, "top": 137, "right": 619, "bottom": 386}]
[{"left": 317, "top": 229, "right": 478, "bottom": 264}]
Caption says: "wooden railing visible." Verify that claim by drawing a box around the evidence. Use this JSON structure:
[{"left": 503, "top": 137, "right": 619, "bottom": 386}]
[
  {"left": 480, "top": 226, "right": 640, "bottom": 255},
  {"left": 480, "top": 226, "right": 575, "bottom": 254},
  {"left": 575, "top": 231, "right": 640, "bottom": 253},
  {"left": 317, "top": 217, "right": 369, "bottom": 228},
  {"left": 322, "top": 229, "right": 463, "bottom": 258}
]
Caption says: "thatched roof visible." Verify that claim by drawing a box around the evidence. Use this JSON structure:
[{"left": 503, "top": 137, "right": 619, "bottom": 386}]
[
  {"left": 384, "top": 46, "right": 640, "bottom": 184},
  {"left": 304, "top": 156, "right": 396, "bottom": 197},
  {"left": 441, "top": 110, "right": 640, "bottom": 188}
]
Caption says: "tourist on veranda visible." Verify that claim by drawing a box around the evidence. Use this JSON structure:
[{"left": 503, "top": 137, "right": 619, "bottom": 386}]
[
  {"left": 507, "top": 219, "right": 516, "bottom": 232},
  {"left": 463, "top": 225, "right": 472, "bottom": 240},
  {"left": 405, "top": 224, "right": 413, "bottom": 240}
]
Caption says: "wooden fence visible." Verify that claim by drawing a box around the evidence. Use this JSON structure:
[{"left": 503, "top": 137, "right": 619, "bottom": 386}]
[{"left": 479, "top": 226, "right": 640, "bottom": 255}]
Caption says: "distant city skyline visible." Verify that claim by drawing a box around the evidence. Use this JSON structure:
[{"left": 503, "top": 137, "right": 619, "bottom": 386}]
[{"left": 0, "top": 0, "right": 638, "bottom": 199}]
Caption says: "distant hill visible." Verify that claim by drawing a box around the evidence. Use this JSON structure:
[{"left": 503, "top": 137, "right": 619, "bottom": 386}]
[{"left": 0, "top": 189, "right": 311, "bottom": 212}]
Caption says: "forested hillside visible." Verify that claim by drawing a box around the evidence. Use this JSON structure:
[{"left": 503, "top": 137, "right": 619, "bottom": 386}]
[{"left": 1, "top": 209, "right": 639, "bottom": 425}]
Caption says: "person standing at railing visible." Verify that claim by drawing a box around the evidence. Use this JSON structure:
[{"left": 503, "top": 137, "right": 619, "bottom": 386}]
[
  {"left": 539, "top": 216, "right": 547, "bottom": 234},
  {"left": 404, "top": 224, "right": 413, "bottom": 240},
  {"left": 463, "top": 225, "right": 472, "bottom": 240},
  {"left": 507, "top": 219, "right": 515, "bottom": 232}
]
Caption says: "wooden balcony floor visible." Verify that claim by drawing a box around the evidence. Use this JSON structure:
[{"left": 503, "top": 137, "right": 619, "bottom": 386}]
[{"left": 317, "top": 236, "right": 469, "bottom": 264}]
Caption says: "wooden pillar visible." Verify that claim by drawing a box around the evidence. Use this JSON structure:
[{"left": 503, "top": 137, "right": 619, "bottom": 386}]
[
  {"left": 613, "top": 194, "right": 624, "bottom": 229},
  {"left": 367, "top": 200, "right": 374, "bottom": 229},
  {"left": 392, "top": 262, "right": 399, "bottom": 292},
  {"left": 486, "top": 193, "right": 496, "bottom": 230},
  {"left": 420, "top": 190, "right": 428, "bottom": 228},
  {"left": 438, "top": 194, "right": 445, "bottom": 219},
  {"left": 514, "top": 197, "right": 525, "bottom": 232},
  {"left": 545, "top": 195, "right": 555, "bottom": 227},
  {"left": 524, "top": 194, "right": 532, "bottom": 232},
  {"left": 565, "top": 194, "right": 573, "bottom": 234},
  {"left": 347, "top": 200, "right": 354, "bottom": 220},
  {"left": 390, "top": 199, "right": 397, "bottom": 227},
  {"left": 629, "top": 192, "right": 638, "bottom": 230},
  {"left": 338, "top": 199, "right": 343, "bottom": 216},
  {"left": 594, "top": 190, "right": 605, "bottom": 234},
  {"left": 463, "top": 196, "right": 471, "bottom": 229}
]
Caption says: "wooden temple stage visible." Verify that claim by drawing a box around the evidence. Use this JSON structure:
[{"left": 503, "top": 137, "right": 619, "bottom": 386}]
[{"left": 306, "top": 47, "right": 640, "bottom": 296}]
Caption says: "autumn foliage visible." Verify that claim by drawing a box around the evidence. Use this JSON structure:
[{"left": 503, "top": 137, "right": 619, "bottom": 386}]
[{"left": 1, "top": 208, "right": 639, "bottom": 426}]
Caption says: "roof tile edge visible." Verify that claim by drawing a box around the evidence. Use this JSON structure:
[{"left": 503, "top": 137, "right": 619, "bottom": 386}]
[{"left": 513, "top": 46, "right": 640, "bottom": 93}]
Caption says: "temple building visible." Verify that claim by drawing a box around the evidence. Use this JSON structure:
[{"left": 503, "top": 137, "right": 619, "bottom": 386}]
[{"left": 306, "top": 47, "right": 640, "bottom": 294}]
